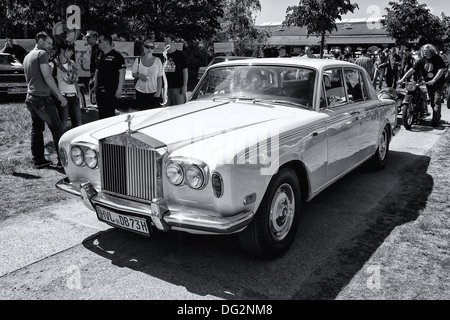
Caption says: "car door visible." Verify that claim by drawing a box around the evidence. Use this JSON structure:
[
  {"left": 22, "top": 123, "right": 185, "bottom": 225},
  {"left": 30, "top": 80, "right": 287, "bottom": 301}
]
[
  {"left": 343, "top": 67, "right": 379, "bottom": 162},
  {"left": 321, "top": 67, "right": 365, "bottom": 182}
]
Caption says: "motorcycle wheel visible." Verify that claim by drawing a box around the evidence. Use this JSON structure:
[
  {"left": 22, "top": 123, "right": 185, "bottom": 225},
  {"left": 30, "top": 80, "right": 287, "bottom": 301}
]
[
  {"left": 402, "top": 103, "right": 414, "bottom": 130},
  {"left": 447, "top": 86, "right": 450, "bottom": 109}
]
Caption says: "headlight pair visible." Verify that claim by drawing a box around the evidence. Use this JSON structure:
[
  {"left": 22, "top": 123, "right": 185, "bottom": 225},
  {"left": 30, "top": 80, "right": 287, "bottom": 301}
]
[
  {"left": 166, "top": 161, "right": 206, "bottom": 190},
  {"left": 69, "top": 145, "right": 98, "bottom": 169}
]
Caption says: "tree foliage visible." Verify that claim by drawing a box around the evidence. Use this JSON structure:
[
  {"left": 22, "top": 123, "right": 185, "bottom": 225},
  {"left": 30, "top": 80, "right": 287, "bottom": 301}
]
[
  {"left": 5, "top": 0, "right": 224, "bottom": 41},
  {"left": 284, "top": 0, "right": 358, "bottom": 57},
  {"left": 383, "top": 0, "right": 443, "bottom": 47},
  {"left": 212, "top": 0, "right": 263, "bottom": 56}
]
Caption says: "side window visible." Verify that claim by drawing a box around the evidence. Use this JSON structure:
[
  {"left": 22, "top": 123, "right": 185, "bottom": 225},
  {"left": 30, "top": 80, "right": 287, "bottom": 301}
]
[
  {"left": 344, "top": 68, "right": 368, "bottom": 102},
  {"left": 324, "top": 68, "right": 347, "bottom": 107}
]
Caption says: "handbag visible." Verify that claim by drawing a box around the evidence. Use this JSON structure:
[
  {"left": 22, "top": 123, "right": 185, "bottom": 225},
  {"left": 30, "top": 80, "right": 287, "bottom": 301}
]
[{"left": 134, "top": 56, "right": 141, "bottom": 85}]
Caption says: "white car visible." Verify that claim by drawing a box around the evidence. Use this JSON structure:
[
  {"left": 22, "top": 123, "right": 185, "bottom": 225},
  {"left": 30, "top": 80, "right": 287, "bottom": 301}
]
[{"left": 56, "top": 58, "right": 398, "bottom": 259}]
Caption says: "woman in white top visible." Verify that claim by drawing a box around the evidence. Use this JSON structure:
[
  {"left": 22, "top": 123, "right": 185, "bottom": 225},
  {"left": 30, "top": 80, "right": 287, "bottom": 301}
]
[
  {"left": 132, "top": 40, "right": 163, "bottom": 110},
  {"left": 49, "top": 41, "right": 82, "bottom": 132}
]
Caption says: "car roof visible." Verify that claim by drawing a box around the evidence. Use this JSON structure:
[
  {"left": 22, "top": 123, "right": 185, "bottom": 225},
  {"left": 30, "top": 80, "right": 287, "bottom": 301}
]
[{"left": 212, "top": 57, "right": 358, "bottom": 70}]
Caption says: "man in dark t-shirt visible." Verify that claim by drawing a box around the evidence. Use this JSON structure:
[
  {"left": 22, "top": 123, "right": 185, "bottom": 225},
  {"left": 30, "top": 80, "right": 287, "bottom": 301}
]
[
  {"left": 398, "top": 43, "right": 446, "bottom": 127},
  {"left": 164, "top": 34, "right": 188, "bottom": 106},
  {"left": 93, "top": 34, "right": 125, "bottom": 119},
  {"left": 1, "top": 37, "right": 28, "bottom": 62}
]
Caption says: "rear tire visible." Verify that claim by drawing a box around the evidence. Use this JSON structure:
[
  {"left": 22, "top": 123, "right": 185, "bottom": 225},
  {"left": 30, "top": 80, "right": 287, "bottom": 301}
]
[
  {"left": 239, "top": 168, "right": 302, "bottom": 259},
  {"left": 402, "top": 103, "right": 413, "bottom": 130},
  {"left": 369, "top": 125, "right": 389, "bottom": 171}
]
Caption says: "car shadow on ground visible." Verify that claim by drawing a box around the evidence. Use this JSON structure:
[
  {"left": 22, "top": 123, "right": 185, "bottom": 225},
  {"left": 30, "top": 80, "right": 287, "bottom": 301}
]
[{"left": 82, "top": 150, "right": 432, "bottom": 300}]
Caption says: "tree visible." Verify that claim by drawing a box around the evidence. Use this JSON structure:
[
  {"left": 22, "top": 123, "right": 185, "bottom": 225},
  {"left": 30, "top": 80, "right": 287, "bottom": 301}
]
[
  {"left": 441, "top": 13, "right": 450, "bottom": 51},
  {"left": 5, "top": 0, "right": 224, "bottom": 42},
  {"left": 384, "top": 0, "right": 442, "bottom": 47},
  {"left": 284, "top": 0, "right": 358, "bottom": 58},
  {"left": 211, "top": 0, "right": 263, "bottom": 57}
]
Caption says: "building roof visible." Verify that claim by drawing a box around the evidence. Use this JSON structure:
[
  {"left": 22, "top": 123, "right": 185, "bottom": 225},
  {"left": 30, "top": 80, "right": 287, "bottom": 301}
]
[{"left": 258, "top": 18, "right": 396, "bottom": 46}]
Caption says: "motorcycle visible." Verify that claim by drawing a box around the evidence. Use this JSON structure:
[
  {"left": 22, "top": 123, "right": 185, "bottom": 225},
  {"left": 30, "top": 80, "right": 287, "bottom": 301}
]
[{"left": 397, "top": 80, "right": 429, "bottom": 130}]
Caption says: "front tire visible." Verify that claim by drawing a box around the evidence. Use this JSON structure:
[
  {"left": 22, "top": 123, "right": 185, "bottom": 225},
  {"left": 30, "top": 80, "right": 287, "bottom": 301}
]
[
  {"left": 402, "top": 103, "right": 413, "bottom": 130},
  {"left": 239, "top": 168, "right": 302, "bottom": 259}
]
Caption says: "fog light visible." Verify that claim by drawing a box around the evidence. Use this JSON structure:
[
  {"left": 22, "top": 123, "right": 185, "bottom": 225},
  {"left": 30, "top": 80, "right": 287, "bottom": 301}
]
[{"left": 211, "top": 172, "right": 224, "bottom": 198}]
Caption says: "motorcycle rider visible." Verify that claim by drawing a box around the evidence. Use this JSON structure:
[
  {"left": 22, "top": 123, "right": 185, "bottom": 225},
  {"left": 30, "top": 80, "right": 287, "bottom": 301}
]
[{"left": 398, "top": 43, "right": 446, "bottom": 127}]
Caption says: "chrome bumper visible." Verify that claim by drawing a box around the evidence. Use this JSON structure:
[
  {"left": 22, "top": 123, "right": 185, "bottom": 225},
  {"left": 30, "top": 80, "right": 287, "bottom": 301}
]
[{"left": 56, "top": 178, "right": 254, "bottom": 235}]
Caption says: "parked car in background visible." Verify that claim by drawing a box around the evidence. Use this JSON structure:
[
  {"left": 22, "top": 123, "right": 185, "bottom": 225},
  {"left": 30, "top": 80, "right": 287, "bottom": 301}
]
[
  {"left": 0, "top": 53, "right": 27, "bottom": 96},
  {"left": 121, "top": 55, "right": 138, "bottom": 100},
  {"left": 197, "top": 55, "right": 251, "bottom": 79},
  {"left": 56, "top": 58, "right": 398, "bottom": 259}
]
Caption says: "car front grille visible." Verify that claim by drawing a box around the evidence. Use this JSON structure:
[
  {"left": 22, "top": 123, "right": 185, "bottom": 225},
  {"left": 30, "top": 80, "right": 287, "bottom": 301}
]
[
  {"left": 0, "top": 74, "right": 25, "bottom": 83},
  {"left": 99, "top": 140, "right": 160, "bottom": 202}
]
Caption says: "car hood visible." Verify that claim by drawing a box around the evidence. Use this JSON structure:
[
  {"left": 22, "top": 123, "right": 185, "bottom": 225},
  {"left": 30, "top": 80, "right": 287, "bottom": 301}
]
[{"left": 86, "top": 100, "right": 322, "bottom": 151}]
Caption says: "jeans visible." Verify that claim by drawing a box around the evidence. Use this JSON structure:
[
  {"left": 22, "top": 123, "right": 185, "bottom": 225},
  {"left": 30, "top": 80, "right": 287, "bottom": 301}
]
[
  {"left": 427, "top": 85, "right": 444, "bottom": 125},
  {"left": 25, "top": 94, "right": 63, "bottom": 163},
  {"left": 96, "top": 89, "right": 117, "bottom": 119},
  {"left": 373, "top": 67, "right": 386, "bottom": 89},
  {"left": 56, "top": 95, "right": 82, "bottom": 132},
  {"left": 166, "top": 87, "right": 186, "bottom": 106}
]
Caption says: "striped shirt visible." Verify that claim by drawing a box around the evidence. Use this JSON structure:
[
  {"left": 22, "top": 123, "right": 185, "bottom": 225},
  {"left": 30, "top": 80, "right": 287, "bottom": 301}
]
[{"left": 355, "top": 55, "right": 374, "bottom": 78}]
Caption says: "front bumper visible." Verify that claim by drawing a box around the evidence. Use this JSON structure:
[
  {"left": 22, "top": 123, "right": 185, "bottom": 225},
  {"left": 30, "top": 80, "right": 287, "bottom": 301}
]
[{"left": 56, "top": 177, "right": 254, "bottom": 235}]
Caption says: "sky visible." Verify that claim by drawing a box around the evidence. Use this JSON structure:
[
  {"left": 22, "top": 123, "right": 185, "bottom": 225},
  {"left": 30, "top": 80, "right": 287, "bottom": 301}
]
[{"left": 255, "top": 0, "right": 450, "bottom": 24}]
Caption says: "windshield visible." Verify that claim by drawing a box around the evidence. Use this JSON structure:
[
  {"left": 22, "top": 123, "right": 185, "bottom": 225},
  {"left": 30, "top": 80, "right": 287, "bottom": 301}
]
[
  {"left": 0, "top": 54, "right": 20, "bottom": 65},
  {"left": 191, "top": 65, "right": 317, "bottom": 108}
]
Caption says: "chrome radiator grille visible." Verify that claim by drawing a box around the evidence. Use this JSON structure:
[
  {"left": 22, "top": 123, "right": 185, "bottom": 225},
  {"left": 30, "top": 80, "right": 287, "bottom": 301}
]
[{"left": 100, "top": 141, "right": 159, "bottom": 202}]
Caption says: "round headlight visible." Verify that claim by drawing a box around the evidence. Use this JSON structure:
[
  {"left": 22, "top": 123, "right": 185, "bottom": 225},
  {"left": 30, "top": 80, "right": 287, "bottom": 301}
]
[
  {"left": 71, "top": 146, "right": 84, "bottom": 166},
  {"left": 84, "top": 148, "right": 98, "bottom": 169},
  {"left": 406, "top": 82, "right": 416, "bottom": 91},
  {"left": 185, "top": 165, "right": 205, "bottom": 189},
  {"left": 58, "top": 147, "right": 68, "bottom": 167},
  {"left": 166, "top": 162, "right": 184, "bottom": 186}
]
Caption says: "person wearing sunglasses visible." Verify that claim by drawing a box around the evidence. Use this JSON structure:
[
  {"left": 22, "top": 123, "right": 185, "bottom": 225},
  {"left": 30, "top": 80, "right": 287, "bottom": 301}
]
[{"left": 132, "top": 40, "right": 163, "bottom": 110}]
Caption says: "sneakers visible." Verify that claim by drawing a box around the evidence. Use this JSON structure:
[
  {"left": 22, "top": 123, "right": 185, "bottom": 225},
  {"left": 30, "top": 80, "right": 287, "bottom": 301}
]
[{"left": 34, "top": 159, "right": 52, "bottom": 169}]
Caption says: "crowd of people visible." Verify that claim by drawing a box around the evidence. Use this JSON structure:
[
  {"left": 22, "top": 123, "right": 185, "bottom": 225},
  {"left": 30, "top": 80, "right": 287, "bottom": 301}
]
[
  {"left": 311, "top": 44, "right": 449, "bottom": 127},
  {"left": 11, "top": 28, "right": 450, "bottom": 169},
  {"left": 19, "top": 29, "right": 188, "bottom": 169}
]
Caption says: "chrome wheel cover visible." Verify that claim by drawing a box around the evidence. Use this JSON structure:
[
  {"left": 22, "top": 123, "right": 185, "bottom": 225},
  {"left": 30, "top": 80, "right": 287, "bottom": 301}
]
[
  {"left": 269, "top": 183, "right": 295, "bottom": 241},
  {"left": 379, "top": 129, "right": 387, "bottom": 161}
]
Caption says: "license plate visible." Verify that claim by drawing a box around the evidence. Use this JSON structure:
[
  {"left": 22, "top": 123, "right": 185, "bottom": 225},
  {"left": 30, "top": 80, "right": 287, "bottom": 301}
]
[
  {"left": 96, "top": 206, "right": 150, "bottom": 236},
  {"left": 7, "top": 88, "right": 27, "bottom": 94}
]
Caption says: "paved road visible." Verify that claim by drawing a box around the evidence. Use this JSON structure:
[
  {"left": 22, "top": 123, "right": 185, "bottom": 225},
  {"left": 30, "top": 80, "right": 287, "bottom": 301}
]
[{"left": 0, "top": 104, "right": 449, "bottom": 300}]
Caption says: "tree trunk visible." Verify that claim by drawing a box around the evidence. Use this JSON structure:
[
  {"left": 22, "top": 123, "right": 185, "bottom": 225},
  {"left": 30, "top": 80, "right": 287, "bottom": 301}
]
[{"left": 320, "top": 32, "right": 326, "bottom": 59}]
